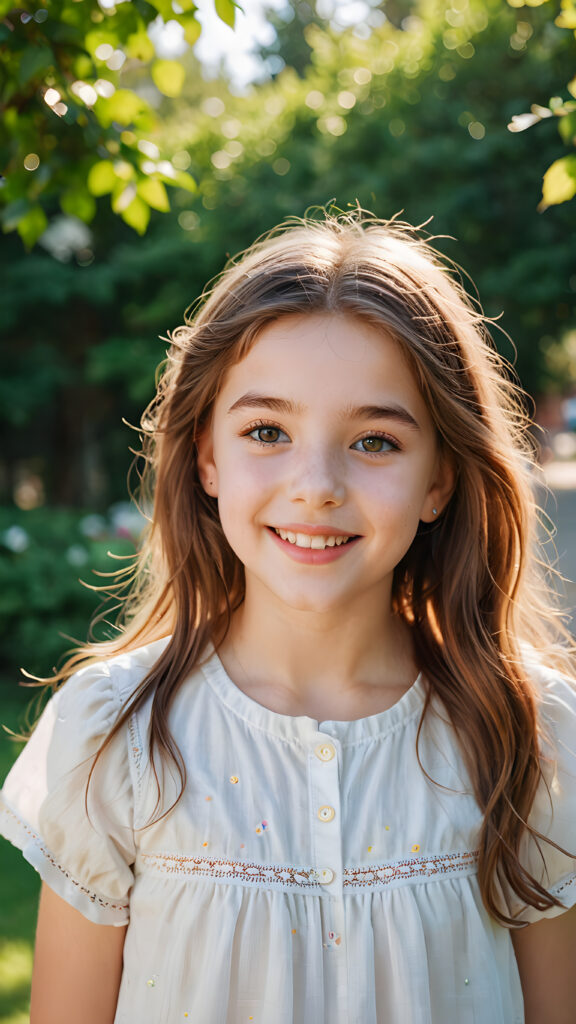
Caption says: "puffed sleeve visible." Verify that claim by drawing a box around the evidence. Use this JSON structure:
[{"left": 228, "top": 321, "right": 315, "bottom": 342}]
[
  {"left": 508, "top": 665, "right": 576, "bottom": 925},
  {"left": 0, "top": 660, "right": 135, "bottom": 926}
]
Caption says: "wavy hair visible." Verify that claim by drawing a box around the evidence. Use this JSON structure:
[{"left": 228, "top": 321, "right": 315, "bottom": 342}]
[{"left": 48, "top": 211, "right": 575, "bottom": 926}]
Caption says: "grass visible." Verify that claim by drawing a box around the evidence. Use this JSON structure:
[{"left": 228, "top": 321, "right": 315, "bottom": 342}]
[{"left": 0, "top": 691, "right": 41, "bottom": 1024}]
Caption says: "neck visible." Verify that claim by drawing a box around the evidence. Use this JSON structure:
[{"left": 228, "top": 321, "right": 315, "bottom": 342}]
[{"left": 217, "top": 589, "right": 417, "bottom": 718}]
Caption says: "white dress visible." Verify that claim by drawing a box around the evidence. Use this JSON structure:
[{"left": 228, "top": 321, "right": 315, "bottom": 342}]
[{"left": 1, "top": 638, "right": 576, "bottom": 1023}]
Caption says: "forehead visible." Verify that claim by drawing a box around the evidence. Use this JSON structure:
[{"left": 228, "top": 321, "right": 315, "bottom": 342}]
[{"left": 218, "top": 312, "right": 432, "bottom": 422}]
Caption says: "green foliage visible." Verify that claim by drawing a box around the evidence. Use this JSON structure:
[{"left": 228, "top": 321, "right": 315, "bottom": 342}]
[
  {"left": 147, "top": 0, "right": 575, "bottom": 393},
  {"left": 0, "top": 507, "right": 138, "bottom": 679},
  {"left": 151, "top": 59, "right": 187, "bottom": 97},
  {"left": 0, "top": 0, "right": 236, "bottom": 245},
  {"left": 506, "top": 0, "right": 576, "bottom": 205},
  {"left": 542, "top": 153, "right": 576, "bottom": 205}
]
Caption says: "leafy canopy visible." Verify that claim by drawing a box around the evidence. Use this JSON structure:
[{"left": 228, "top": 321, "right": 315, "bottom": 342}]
[{"left": 0, "top": 0, "right": 238, "bottom": 244}]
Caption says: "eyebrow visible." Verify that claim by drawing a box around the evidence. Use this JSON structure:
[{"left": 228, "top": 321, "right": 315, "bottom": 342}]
[{"left": 226, "top": 392, "right": 421, "bottom": 430}]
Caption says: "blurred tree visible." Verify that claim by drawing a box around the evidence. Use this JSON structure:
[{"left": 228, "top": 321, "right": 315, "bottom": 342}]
[
  {"left": 259, "top": 0, "right": 322, "bottom": 77},
  {"left": 156, "top": 0, "right": 576, "bottom": 391},
  {"left": 0, "top": 0, "right": 233, "bottom": 245}
]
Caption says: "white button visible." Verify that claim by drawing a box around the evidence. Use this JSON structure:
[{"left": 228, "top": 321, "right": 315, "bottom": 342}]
[
  {"left": 315, "top": 742, "right": 335, "bottom": 761},
  {"left": 318, "top": 805, "right": 335, "bottom": 823},
  {"left": 318, "top": 868, "right": 335, "bottom": 885}
]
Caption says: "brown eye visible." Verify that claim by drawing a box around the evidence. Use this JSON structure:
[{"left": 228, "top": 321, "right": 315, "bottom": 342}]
[
  {"left": 351, "top": 436, "right": 395, "bottom": 453},
  {"left": 247, "top": 425, "right": 289, "bottom": 444},
  {"left": 256, "top": 427, "right": 280, "bottom": 442}
]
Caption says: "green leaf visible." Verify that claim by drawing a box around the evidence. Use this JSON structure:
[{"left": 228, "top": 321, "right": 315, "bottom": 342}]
[
  {"left": 60, "top": 189, "right": 97, "bottom": 223},
  {"left": 556, "top": 0, "right": 576, "bottom": 28},
  {"left": 98, "top": 89, "right": 150, "bottom": 127},
  {"left": 181, "top": 12, "right": 202, "bottom": 46},
  {"left": 137, "top": 178, "right": 170, "bottom": 211},
  {"left": 87, "top": 160, "right": 117, "bottom": 196},
  {"left": 172, "top": 170, "right": 197, "bottom": 192},
  {"left": 121, "top": 196, "right": 150, "bottom": 234},
  {"left": 151, "top": 59, "right": 186, "bottom": 98},
  {"left": 214, "top": 0, "right": 238, "bottom": 28},
  {"left": 16, "top": 206, "right": 48, "bottom": 249},
  {"left": 148, "top": 0, "right": 174, "bottom": 20},
  {"left": 126, "top": 28, "right": 155, "bottom": 62},
  {"left": 156, "top": 167, "right": 197, "bottom": 192},
  {"left": 558, "top": 111, "right": 576, "bottom": 145},
  {"left": 541, "top": 155, "right": 576, "bottom": 208},
  {"left": 18, "top": 45, "right": 55, "bottom": 87},
  {"left": 112, "top": 182, "right": 137, "bottom": 213}
]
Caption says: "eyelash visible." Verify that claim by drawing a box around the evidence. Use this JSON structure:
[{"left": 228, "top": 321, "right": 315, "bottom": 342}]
[{"left": 241, "top": 420, "right": 402, "bottom": 455}]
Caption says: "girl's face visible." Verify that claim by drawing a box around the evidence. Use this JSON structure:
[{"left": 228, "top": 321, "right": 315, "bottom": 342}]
[{"left": 197, "top": 313, "right": 453, "bottom": 618}]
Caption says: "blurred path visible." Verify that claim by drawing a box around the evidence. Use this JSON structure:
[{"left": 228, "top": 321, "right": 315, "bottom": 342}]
[{"left": 540, "top": 460, "right": 576, "bottom": 632}]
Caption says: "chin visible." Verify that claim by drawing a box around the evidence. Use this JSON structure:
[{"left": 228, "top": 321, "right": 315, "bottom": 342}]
[{"left": 271, "top": 589, "right": 349, "bottom": 616}]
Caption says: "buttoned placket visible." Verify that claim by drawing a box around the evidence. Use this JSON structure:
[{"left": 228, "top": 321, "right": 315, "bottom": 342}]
[{"left": 308, "top": 729, "right": 347, "bottom": 1009}]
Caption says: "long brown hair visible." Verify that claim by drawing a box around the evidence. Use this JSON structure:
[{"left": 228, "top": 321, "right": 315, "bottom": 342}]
[{"left": 47, "top": 211, "right": 575, "bottom": 926}]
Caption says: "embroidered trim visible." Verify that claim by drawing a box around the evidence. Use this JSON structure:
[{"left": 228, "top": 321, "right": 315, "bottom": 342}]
[
  {"left": 140, "top": 849, "right": 479, "bottom": 891},
  {"left": 141, "top": 852, "right": 322, "bottom": 888},
  {"left": 552, "top": 872, "right": 576, "bottom": 899},
  {"left": 343, "top": 849, "right": 479, "bottom": 888},
  {"left": 0, "top": 800, "right": 129, "bottom": 912}
]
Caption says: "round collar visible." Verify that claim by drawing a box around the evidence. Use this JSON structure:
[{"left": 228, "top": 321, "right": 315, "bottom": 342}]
[{"left": 201, "top": 648, "right": 426, "bottom": 746}]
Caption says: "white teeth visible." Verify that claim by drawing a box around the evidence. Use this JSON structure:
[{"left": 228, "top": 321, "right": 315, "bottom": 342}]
[{"left": 274, "top": 528, "right": 353, "bottom": 550}]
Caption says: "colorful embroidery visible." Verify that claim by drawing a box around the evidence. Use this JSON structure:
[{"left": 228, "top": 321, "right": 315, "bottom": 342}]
[{"left": 323, "top": 930, "right": 342, "bottom": 950}]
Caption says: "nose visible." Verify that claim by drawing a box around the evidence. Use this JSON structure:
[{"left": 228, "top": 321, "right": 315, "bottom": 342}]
[{"left": 287, "top": 445, "right": 346, "bottom": 508}]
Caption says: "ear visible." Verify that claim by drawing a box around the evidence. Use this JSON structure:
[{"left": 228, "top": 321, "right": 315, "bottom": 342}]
[
  {"left": 195, "top": 426, "right": 218, "bottom": 498},
  {"left": 420, "top": 452, "right": 456, "bottom": 523}
]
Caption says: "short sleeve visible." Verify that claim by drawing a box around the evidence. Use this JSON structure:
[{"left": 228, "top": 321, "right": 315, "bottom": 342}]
[
  {"left": 0, "top": 661, "right": 135, "bottom": 926},
  {"left": 509, "top": 666, "right": 576, "bottom": 925}
]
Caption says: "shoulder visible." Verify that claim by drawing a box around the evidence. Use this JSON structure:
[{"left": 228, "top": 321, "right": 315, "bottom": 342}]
[
  {"left": 58, "top": 636, "right": 172, "bottom": 716},
  {"left": 522, "top": 654, "right": 576, "bottom": 758}
]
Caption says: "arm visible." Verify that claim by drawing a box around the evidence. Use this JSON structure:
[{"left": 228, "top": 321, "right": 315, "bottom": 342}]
[
  {"left": 30, "top": 883, "right": 127, "bottom": 1024},
  {"left": 512, "top": 904, "right": 576, "bottom": 1024}
]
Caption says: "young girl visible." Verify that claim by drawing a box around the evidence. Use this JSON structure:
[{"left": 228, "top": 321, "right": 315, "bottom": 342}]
[{"left": 1, "top": 212, "right": 575, "bottom": 1024}]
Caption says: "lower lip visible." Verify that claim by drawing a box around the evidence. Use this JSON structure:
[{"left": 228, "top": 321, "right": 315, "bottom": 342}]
[{"left": 267, "top": 527, "right": 360, "bottom": 564}]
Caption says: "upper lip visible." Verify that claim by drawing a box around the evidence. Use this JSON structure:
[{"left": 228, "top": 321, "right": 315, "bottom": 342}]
[{"left": 270, "top": 524, "right": 358, "bottom": 537}]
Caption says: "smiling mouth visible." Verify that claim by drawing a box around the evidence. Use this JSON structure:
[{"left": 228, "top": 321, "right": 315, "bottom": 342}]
[{"left": 271, "top": 527, "right": 358, "bottom": 550}]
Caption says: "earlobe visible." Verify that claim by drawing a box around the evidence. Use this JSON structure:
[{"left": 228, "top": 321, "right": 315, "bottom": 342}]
[
  {"left": 195, "top": 428, "right": 218, "bottom": 497},
  {"left": 421, "top": 454, "right": 456, "bottom": 523}
]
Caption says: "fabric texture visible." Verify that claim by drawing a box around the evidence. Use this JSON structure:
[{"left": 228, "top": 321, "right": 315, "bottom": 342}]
[{"left": 1, "top": 638, "right": 575, "bottom": 1023}]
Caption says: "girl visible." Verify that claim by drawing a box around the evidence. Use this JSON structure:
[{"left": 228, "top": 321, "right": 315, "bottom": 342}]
[{"left": 1, "top": 212, "right": 576, "bottom": 1024}]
